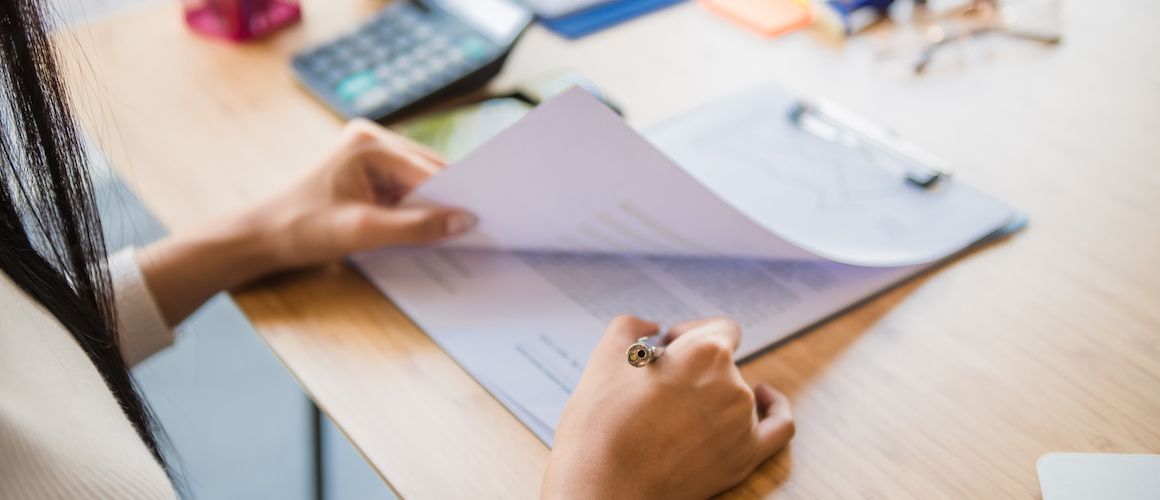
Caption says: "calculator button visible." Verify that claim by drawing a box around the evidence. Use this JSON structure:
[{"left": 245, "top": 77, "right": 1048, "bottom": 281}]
[
  {"left": 458, "top": 37, "right": 491, "bottom": 62},
  {"left": 396, "top": 70, "right": 415, "bottom": 82},
  {"left": 352, "top": 36, "right": 375, "bottom": 51},
  {"left": 332, "top": 47, "right": 356, "bottom": 63},
  {"left": 370, "top": 29, "right": 394, "bottom": 43},
  {"left": 422, "top": 58, "right": 446, "bottom": 74},
  {"left": 386, "top": 79, "right": 407, "bottom": 93},
  {"left": 408, "top": 67, "right": 430, "bottom": 83},
  {"left": 323, "top": 68, "right": 348, "bottom": 84},
  {"left": 353, "top": 86, "right": 392, "bottom": 113},
  {"left": 372, "top": 19, "right": 395, "bottom": 33},
  {"left": 305, "top": 57, "right": 331, "bottom": 73},
  {"left": 335, "top": 71, "right": 380, "bottom": 102},
  {"left": 413, "top": 23, "right": 434, "bottom": 38},
  {"left": 392, "top": 37, "right": 412, "bottom": 50}
]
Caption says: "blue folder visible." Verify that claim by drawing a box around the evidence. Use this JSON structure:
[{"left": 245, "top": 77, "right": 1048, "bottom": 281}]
[{"left": 540, "top": 0, "right": 687, "bottom": 39}]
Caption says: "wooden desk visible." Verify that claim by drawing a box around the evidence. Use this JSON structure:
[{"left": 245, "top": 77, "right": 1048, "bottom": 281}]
[{"left": 61, "top": 1, "right": 1160, "bottom": 498}]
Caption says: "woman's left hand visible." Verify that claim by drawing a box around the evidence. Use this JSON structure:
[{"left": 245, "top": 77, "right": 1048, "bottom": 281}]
[
  {"left": 241, "top": 118, "right": 477, "bottom": 271},
  {"left": 137, "top": 119, "right": 476, "bottom": 326}
]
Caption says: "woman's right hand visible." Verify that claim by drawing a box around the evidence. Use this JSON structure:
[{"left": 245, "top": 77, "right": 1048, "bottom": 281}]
[{"left": 542, "top": 316, "right": 795, "bottom": 500}]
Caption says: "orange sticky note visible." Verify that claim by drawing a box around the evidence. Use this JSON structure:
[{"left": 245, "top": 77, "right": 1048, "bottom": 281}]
[{"left": 701, "top": 0, "right": 814, "bottom": 38}]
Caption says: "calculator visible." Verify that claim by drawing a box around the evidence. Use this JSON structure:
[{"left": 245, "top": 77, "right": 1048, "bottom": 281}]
[{"left": 291, "top": 0, "right": 532, "bottom": 122}]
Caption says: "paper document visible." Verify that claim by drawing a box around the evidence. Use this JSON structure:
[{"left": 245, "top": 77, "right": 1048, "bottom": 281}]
[
  {"left": 353, "top": 86, "right": 1022, "bottom": 445},
  {"left": 647, "top": 87, "right": 1015, "bottom": 267},
  {"left": 355, "top": 249, "right": 925, "bottom": 444},
  {"left": 404, "top": 87, "right": 1012, "bottom": 267}
]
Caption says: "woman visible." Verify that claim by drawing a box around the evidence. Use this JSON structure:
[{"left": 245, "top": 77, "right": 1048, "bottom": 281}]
[{"left": 0, "top": 0, "right": 795, "bottom": 498}]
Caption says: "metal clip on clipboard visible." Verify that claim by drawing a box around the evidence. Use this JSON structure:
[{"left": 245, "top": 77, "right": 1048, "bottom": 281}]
[{"left": 788, "top": 99, "right": 952, "bottom": 189}]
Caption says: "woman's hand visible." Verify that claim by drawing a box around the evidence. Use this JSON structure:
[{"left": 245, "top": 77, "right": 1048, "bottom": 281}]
[
  {"left": 241, "top": 119, "right": 476, "bottom": 271},
  {"left": 543, "top": 316, "right": 795, "bottom": 500},
  {"left": 137, "top": 119, "right": 475, "bottom": 326}
]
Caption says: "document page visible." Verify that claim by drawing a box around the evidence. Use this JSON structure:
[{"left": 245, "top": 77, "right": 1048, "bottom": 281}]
[
  {"left": 404, "top": 87, "right": 1014, "bottom": 267},
  {"left": 353, "top": 85, "right": 1022, "bottom": 445},
  {"left": 402, "top": 87, "right": 821, "bottom": 265},
  {"left": 353, "top": 248, "right": 922, "bottom": 445},
  {"left": 647, "top": 86, "right": 1015, "bottom": 267}
]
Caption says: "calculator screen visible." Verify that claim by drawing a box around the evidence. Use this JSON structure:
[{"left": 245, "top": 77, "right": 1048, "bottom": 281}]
[{"left": 434, "top": 0, "right": 530, "bottom": 44}]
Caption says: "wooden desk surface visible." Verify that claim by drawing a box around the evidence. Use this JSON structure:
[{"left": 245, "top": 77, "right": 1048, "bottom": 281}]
[{"left": 61, "top": 1, "right": 1160, "bottom": 498}]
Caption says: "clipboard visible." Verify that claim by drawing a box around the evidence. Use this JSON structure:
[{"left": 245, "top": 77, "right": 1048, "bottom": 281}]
[
  {"left": 352, "top": 85, "right": 1027, "bottom": 445},
  {"left": 787, "top": 98, "right": 953, "bottom": 189}
]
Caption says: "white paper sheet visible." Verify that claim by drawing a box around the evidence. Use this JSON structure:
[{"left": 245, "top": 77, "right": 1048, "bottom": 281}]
[
  {"left": 355, "top": 86, "right": 1021, "bottom": 445},
  {"left": 647, "top": 86, "right": 1016, "bottom": 267},
  {"left": 403, "top": 88, "right": 818, "bottom": 265},
  {"left": 404, "top": 87, "right": 1013, "bottom": 267},
  {"left": 354, "top": 248, "right": 923, "bottom": 444}
]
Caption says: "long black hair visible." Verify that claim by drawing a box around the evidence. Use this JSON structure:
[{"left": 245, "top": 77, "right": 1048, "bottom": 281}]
[{"left": 0, "top": 0, "right": 171, "bottom": 475}]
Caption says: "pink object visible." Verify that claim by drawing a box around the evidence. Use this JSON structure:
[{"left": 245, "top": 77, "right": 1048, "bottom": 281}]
[{"left": 183, "top": 0, "right": 301, "bottom": 42}]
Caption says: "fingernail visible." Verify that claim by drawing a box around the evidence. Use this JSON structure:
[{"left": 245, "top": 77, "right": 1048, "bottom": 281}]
[{"left": 445, "top": 211, "right": 478, "bottom": 236}]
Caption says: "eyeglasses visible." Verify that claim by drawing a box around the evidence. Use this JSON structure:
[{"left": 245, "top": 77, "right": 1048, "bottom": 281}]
[{"left": 870, "top": 0, "right": 1063, "bottom": 76}]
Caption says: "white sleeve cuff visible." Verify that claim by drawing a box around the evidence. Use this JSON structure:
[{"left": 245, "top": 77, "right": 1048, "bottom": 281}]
[{"left": 108, "top": 248, "right": 174, "bottom": 366}]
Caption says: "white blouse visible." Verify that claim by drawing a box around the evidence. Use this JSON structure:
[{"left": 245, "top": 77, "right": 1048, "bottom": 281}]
[{"left": 0, "top": 248, "right": 177, "bottom": 499}]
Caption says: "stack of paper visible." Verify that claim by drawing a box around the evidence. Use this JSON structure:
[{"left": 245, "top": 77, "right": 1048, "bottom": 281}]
[{"left": 352, "top": 87, "right": 1023, "bottom": 444}]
